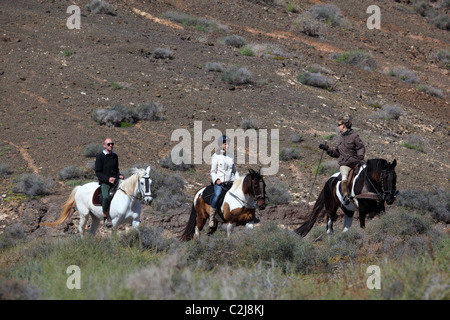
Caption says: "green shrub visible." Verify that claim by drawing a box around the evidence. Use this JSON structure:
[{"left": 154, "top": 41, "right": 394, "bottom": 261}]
[
  {"left": 332, "top": 50, "right": 377, "bottom": 70},
  {"left": 163, "top": 11, "right": 227, "bottom": 33},
  {"left": 397, "top": 188, "right": 450, "bottom": 223},
  {"left": 265, "top": 178, "right": 292, "bottom": 205},
  {"left": 280, "top": 148, "right": 301, "bottom": 161},
  {"left": 308, "top": 4, "right": 350, "bottom": 27},
  {"left": 153, "top": 48, "right": 174, "bottom": 60},
  {"left": 241, "top": 118, "right": 258, "bottom": 130},
  {"left": 86, "top": 0, "right": 115, "bottom": 15},
  {"left": 0, "top": 163, "right": 11, "bottom": 177},
  {"left": 135, "top": 102, "right": 164, "bottom": 121},
  {"left": 58, "top": 166, "right": 85, "bottom": 180},
  {"left": 297, "top": 71, "right": 335, "bottom": 89},
  {"left": 205, "top": 62, "right": 223, "bottom": 72},
  {"left": 387, "top": 68, "right": 419, "bottom": 84},
  {"left": 371, "top": 105, "right": 403, "bottom": 120},
  {"left": 402, "top": 134, "right": 425, "bottom": 152},
  {"left": 367, "top": 210, "right": 433, "bottom": 242},
  {"left": 83, "top": 144, "right": 103, "bottom": 157},
  {"left": 221, "top": 66, "right": 252, "bottom": 85},
  {"left": 222, "top": 35, "right": 247, "bottom": 48},
  {"left": 12, "top": 173, "right": 54, "bottom": 197},
  {"left": 239, "top": 45, "right": 254, "bottom": 56}
]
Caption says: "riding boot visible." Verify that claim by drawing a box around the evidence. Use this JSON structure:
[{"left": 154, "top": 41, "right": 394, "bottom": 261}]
[
  {"left": 342, "top": 180, "right": 350, "bottom": 205},
  {"left": 209, "top": 207, "right": 217, "bottom": 228},
  {"left": 103, "top": 212, "right": 112, "bottom": 228}
]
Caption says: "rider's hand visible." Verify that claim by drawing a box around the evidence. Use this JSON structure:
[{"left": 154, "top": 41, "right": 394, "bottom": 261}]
[
  {"left": 215, "top": 179, "right": 222, "bottom": 185},
  {"left": 109, "top": 177, "right": 116, "bottom": 184}
]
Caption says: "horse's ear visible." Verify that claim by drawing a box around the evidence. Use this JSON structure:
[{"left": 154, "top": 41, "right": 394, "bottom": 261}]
[
  {"left": 146, "top": 166, "right": 151, "bottom": 175},
  {"left": 259, "top": 167, "right": 263, "bottom": 177},
  {"left": 248, "top": 168, "right": 256, "bottom": 176},
  {"left": 392, "top": 159, "right": 397, "bottom": 168}
]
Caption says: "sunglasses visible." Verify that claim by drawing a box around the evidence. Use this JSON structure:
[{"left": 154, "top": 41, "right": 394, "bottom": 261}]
[
  {"left": 107, "top": 143, "right": 115, "bottom": 146},
  {"left": 337, "top": 123, "right": 344, "bottom": 127}
]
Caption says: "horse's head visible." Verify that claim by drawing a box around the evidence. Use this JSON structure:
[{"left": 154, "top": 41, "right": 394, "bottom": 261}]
[
  {"left": 380, "top": 159, "right": 398, "bottom": 205},
  {"left": 248, "top": 168, "right": 266, "bottom": 210},
  {"left": 139, "top": 166, "right": 153, "bottom": 205}
]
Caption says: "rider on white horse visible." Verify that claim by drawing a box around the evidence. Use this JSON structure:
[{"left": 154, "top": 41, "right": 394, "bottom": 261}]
[{"left": 95, "top": 138, "right": 123, "bottom": 226}]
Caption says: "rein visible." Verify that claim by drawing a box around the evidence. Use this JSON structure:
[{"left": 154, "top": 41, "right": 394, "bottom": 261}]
[
  {"left": 118, "top": 175, "right": 151, "bottom": 200},
  {"left": 220, "top": 175, "right": 265, "bottom": 209},
  {"left": 363, "top": 162, "right": 397, "bottom": 201}
]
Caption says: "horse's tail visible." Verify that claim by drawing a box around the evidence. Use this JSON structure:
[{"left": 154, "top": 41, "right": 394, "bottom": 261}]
[
  {"left": 179, "top": 203, "right": 197, "bottom": 242},
  {"left": 40, "top": 186, "right": 79, "bottom": 227},
  {"left": 295, "top": 186, "right": 326, "bottom": 237}
]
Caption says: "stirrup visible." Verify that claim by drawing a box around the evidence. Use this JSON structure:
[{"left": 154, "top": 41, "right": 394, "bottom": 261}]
[{"left": 343, "top": 195, "right": 350, "bottom": 205}]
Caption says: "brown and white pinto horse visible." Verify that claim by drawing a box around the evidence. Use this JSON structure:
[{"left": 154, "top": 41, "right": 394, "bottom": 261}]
[
  {"left": 296, "top": 159, "right": 398, "bottom": 237},
  {"left": 180, "top": 169, "right": 266, "bottom": 241}
]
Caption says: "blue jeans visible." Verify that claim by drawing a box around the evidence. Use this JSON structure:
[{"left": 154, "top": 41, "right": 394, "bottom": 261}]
[{"left": 211, "top": 184, "right": 222, "bottom": 209}]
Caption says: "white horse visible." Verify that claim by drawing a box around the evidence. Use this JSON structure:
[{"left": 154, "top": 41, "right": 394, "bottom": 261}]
[{"left": 41, "top": 167, "right": 153, "bottom": 235}]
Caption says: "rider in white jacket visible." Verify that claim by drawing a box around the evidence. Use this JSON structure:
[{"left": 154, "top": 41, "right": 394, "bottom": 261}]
[{"left": 209, "top": 135, "right": 239, "bottom": 227}]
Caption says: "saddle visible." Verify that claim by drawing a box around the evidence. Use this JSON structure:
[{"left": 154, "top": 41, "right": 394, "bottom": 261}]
[
  {"left": 92, "top": 185, "right": 119, "bottom": 207},
  {"left": 200, "top": 182, "right": 233, "bottom": 222},
  {"left": 336, "top": 163, "right": 362, "bottom": 209}
]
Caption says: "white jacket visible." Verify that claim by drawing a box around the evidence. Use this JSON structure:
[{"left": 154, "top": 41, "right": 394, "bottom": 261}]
[{"left": 211, "top": 150, "right": 239, "bottom": 183}]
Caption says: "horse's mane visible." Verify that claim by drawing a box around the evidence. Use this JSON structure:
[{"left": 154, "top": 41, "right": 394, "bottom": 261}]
[
  {"left": 231, "top": 176, "right": 244, "bottom": 192},
  {"left": 366, "top": 159, "right": 387, "bottom": 173},
  {"left": 120, "top": 168, "right": 146, "bottom": 196}
]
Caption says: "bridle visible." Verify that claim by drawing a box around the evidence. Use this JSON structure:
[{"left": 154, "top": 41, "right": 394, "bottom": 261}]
[
  {"left": 119, "top": 174, "right": 152, "bottom": 200},
  {"left": 252, "top": 177, "right": 266, "bottom": 203},
  {"left": 365, "top": 165, "right": 398, "bottom": 201},
  {"left": 223, "top": 175, "right": 266, "bottom": 208}
]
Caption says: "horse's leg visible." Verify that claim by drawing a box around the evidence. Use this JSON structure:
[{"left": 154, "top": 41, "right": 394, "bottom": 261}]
[
  {"left": 326, "top": 202, "right": 339, "bottom": 235},
  {"left": 343, "top": 213, "right": 354, "bottom": 232},
  {"left": 194, "top": 225, "right": 200, "bottom": 239},
  {"left": 359, "top": 212, "right": 367, "bottom": 229},
  {"left": 226, "top": 223, "right": 235, "bottom": 237},
  {"left": 325, "top": 180, "right": 338, "bottom": 235},
  {"left": 327, "top": 217, "right": 333, "bottom": 235},
  {"left": 195, "top": 202, "right": 208, "bottom": 238},
  {"left": 131, "top": 200, "right": 141, "bottom": 229},
  {"left": 78, "top": 208, "right": 89, "bottom": 235},
  {"left": 245, "top": 220, "right": 254, "bottom": 230},
  {"left": 89, "top": 213, "right": 101, "bottom": 235}
]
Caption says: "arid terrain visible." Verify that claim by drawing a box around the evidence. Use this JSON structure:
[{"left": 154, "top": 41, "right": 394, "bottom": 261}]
[{"left": 0, "top": 0, "right": 448, "bottom": 238}]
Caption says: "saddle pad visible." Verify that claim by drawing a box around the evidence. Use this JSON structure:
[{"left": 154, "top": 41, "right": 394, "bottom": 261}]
[
  {"left": 92, "top": 185, "right": 119, "bottom": 207},
  {"left": 201, "top": 182, "right": 233, "bottom": 222},
  {"left": 201, "top": 182, "right": 233, "bottom": 206},
  {"left": 92, "top": 186, "right": 102, "bottom": 206}
]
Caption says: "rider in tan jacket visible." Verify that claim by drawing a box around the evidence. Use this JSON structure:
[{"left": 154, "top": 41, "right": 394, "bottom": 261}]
[{"left": 320, "top": 116, "right": 365, "bottom": 204}]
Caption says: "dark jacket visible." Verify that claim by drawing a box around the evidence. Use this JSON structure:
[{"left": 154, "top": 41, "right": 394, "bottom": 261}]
[
  {"left": 327, "top": 129, "right": 365, "bottom": 167},
  {"left": 95, "top": 151, "right": 121, "bottom": 185}
]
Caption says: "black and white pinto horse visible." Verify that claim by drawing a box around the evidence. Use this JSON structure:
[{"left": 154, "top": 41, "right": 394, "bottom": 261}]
[{"left": 296, "top": 159, "right": 398, "bottom": 237}]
